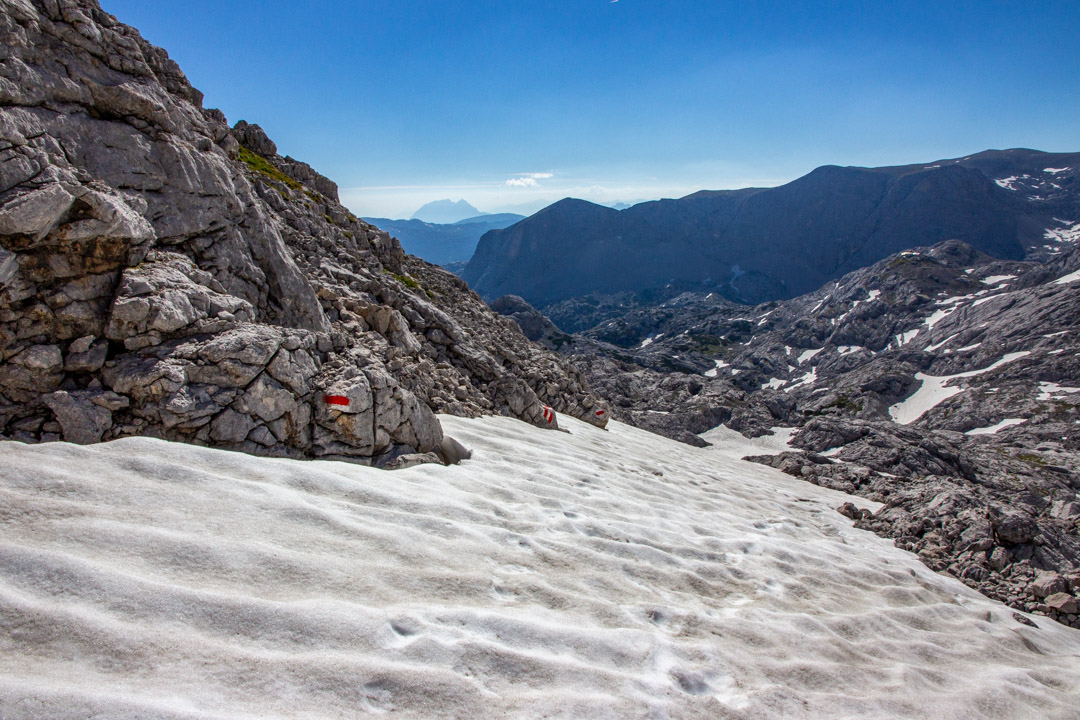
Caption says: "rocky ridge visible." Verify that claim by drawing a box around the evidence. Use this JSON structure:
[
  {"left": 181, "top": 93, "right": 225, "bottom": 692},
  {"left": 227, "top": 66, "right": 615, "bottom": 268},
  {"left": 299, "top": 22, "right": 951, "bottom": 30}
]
[
  {"left": 0, "top": 0, "right": 606, "bottom": 467},
  {"left": 467, "top": 149, "right": 1080, "bottom": 307}
]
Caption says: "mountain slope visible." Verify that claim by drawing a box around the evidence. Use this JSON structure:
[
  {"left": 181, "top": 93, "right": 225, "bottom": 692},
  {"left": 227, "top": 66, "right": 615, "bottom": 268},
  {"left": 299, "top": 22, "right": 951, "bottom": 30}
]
[
  {"left": 2, "top": 416, "right": 1078, "bottom": 718},
  {"left": 0, "top": 0, "right": 606, "bottom": 465},
  {"left": 411, "top": 199, "right": 483, "bottom": 223},
  {"left": 464, "top": 151, "right": 1080, "bottom": 307},
  {"left": 517, "top": 239, "right": 1080, "bottom": 625}
]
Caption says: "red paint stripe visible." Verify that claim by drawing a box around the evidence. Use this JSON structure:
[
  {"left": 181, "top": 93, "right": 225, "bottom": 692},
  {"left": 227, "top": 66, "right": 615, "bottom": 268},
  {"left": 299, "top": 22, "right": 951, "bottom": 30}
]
[
  {"left": 595, "top": 410, "right": 606, "bottom": 416},
  {"left": 323, "top": 394, "right": 350, "bottom": 406}
]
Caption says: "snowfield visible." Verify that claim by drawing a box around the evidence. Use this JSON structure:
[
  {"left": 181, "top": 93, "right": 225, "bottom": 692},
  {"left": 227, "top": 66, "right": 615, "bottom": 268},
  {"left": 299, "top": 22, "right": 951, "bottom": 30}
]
[{"left": 1, "top": 415, "right": 1078, "bottom": 719}]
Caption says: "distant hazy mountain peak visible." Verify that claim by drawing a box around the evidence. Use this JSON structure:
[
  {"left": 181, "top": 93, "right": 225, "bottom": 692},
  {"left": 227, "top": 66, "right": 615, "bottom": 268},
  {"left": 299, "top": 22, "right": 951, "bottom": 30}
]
[{"left": 410, "top": 199, "right": 484, "bottom": 223}]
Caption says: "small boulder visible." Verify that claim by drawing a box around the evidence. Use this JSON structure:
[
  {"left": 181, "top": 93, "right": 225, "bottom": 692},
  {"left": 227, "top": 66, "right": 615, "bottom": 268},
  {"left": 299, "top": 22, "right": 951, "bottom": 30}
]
[
  {"left": 991, "top": 513, "right": 1039, "bottom": 545},
  {"left": 384, "top": 452, "right": 441, "bottom": 471},
  {"left": 42, "top": 390, "right": 117, "bottom": 444},
  {"left": 1045, "top": 593, "right": 1079, "bottom": 615},
  {"left": 1032, "top": 572, "right": 1068, "bottom": 599},
  {"left": 987, "top": 547, "right": 1009, "bottom": 571},
  {"left": 437, "top": 436, "right": 472, "bottom": 466}
]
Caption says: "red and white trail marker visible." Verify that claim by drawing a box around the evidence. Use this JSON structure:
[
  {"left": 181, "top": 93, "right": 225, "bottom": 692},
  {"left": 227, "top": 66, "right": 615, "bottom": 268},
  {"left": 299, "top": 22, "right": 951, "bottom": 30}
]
[
  {"left": 323, "top": 395, "right": 350, "bottom": 407},
  {"left": 543, "top": 406, "right": 554, "bottom": 424}
]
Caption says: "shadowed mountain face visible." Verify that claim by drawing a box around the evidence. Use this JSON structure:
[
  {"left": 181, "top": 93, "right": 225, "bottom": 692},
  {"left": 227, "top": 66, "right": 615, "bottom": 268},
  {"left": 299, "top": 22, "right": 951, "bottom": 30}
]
[{"left": 464, "top": 150, "right": 1080, "bottom": 307}]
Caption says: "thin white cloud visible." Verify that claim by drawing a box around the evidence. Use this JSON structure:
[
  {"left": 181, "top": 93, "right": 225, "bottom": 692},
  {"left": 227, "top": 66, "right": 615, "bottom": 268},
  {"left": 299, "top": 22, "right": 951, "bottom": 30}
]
[{"left": 506, "top": 172, "right": 553, "bottom": 188}]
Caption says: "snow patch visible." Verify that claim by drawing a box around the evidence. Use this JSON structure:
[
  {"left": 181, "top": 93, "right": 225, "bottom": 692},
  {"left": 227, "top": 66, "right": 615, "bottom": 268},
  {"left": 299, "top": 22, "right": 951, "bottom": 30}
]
[
  {"left": 866, "top": 289, "right": 881, "bottom": 301},
  {"left": 703, "top": 359, "right": 730, "bottom": 378},
  {"left": 925, "top": 333, "right": 959, "bottom": 353},
  {"left": 889, "top": 352, "right": 1032, "bottom": 425},
  {"left": 1052, "top": 268, "right": 1080, "bottom": 285},
  {"left": 972, "top": 294, "right": 1005, "bottom": 307},
  {"left": 965, "top": 418, "right": 1027, "bottom": 436},
  {"left": 981, "top": 275, "right": 1016, "bottom": 285},
  {"left": 924, "top": 308, "right": 955, "bottom": 331},
  {"left": 1044, "top": 221, "right": 1080, "bottom": 245},
  {"left": 937, "top": 293, "right": 977, "bottom": 307},
  {"left": 639, "top": 333, "right": 664, "bottom": 349},
  {"left": 798, "top": 348, "right": 823, "bottom": 365},
  {"left": 1043, "top": 167, "right": 1071, "bottom": 174},
  {"left": 894, "top": 329, "right": 920, "bottom": 347},
  {"left": 787, "top": 369, "right": 818, "bottom": 390},
  {"left": 1039, "top": 382, "right": 1080, "bottom": 401}
]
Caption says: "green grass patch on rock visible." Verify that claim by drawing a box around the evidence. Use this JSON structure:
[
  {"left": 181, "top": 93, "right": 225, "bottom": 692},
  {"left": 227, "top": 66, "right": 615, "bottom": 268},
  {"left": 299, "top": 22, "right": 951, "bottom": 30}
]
[{"left": 238, "top": 146, "right": 303, "bottom": 192}]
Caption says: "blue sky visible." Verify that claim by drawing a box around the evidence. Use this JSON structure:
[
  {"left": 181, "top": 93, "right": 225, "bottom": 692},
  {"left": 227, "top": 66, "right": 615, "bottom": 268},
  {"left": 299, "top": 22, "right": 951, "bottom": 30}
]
[{"left": 103, "top": 1, "right": 1080, "bottom": 218}]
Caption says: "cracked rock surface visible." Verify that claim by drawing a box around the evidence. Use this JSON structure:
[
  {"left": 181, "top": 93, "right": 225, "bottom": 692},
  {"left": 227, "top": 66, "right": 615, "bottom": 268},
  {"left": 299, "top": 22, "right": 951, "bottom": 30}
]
[{"left": 0, "top": 0, "right": 606, "bottom": 466}]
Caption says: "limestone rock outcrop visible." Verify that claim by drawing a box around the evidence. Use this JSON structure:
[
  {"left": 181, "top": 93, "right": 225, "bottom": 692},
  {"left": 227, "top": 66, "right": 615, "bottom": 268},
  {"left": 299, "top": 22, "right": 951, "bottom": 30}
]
[{"left": 0, "top": 0, "right": 606, "bottom": 465}]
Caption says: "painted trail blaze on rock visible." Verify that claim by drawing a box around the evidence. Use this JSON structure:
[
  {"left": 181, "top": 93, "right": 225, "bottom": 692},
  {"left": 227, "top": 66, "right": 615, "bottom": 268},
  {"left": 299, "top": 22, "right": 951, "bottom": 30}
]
[
  {"left": 543, "top": 406, "right": 554, "bottom": 424},
  {"left": 323, "top": 395, "right": 350, "bottom": 407}
]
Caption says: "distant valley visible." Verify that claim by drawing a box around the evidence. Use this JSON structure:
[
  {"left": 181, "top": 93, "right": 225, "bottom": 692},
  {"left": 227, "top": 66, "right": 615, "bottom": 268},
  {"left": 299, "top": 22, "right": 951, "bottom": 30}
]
[{"left": 361, "top": 213, "right": 524, "bottom": 266}]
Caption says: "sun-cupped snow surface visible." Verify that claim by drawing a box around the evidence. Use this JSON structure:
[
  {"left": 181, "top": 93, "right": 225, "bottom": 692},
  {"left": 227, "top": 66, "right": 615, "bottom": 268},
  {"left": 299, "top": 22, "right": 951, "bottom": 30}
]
[
  {"left": 889, "top": 352, "right": 1031, "bottom": 425},
  {"left": 2, "top": 415, "right": 1079, "bottom": 720}
]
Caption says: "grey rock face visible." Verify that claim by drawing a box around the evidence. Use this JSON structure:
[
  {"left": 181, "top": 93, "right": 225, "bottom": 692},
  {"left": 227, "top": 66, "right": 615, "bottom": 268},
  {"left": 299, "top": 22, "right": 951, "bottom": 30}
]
[
  {"left": 42, "top": 389, "right": 125, "bottom": 444},
  {"left": 231, "top": 120, "right": 277, "bottom": 158},
  {"left": 0, "top": 0, "right": 607, "bottom": 466},
  {"left": 490, "top": 295, "right": 562, "bottom": 342}
]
